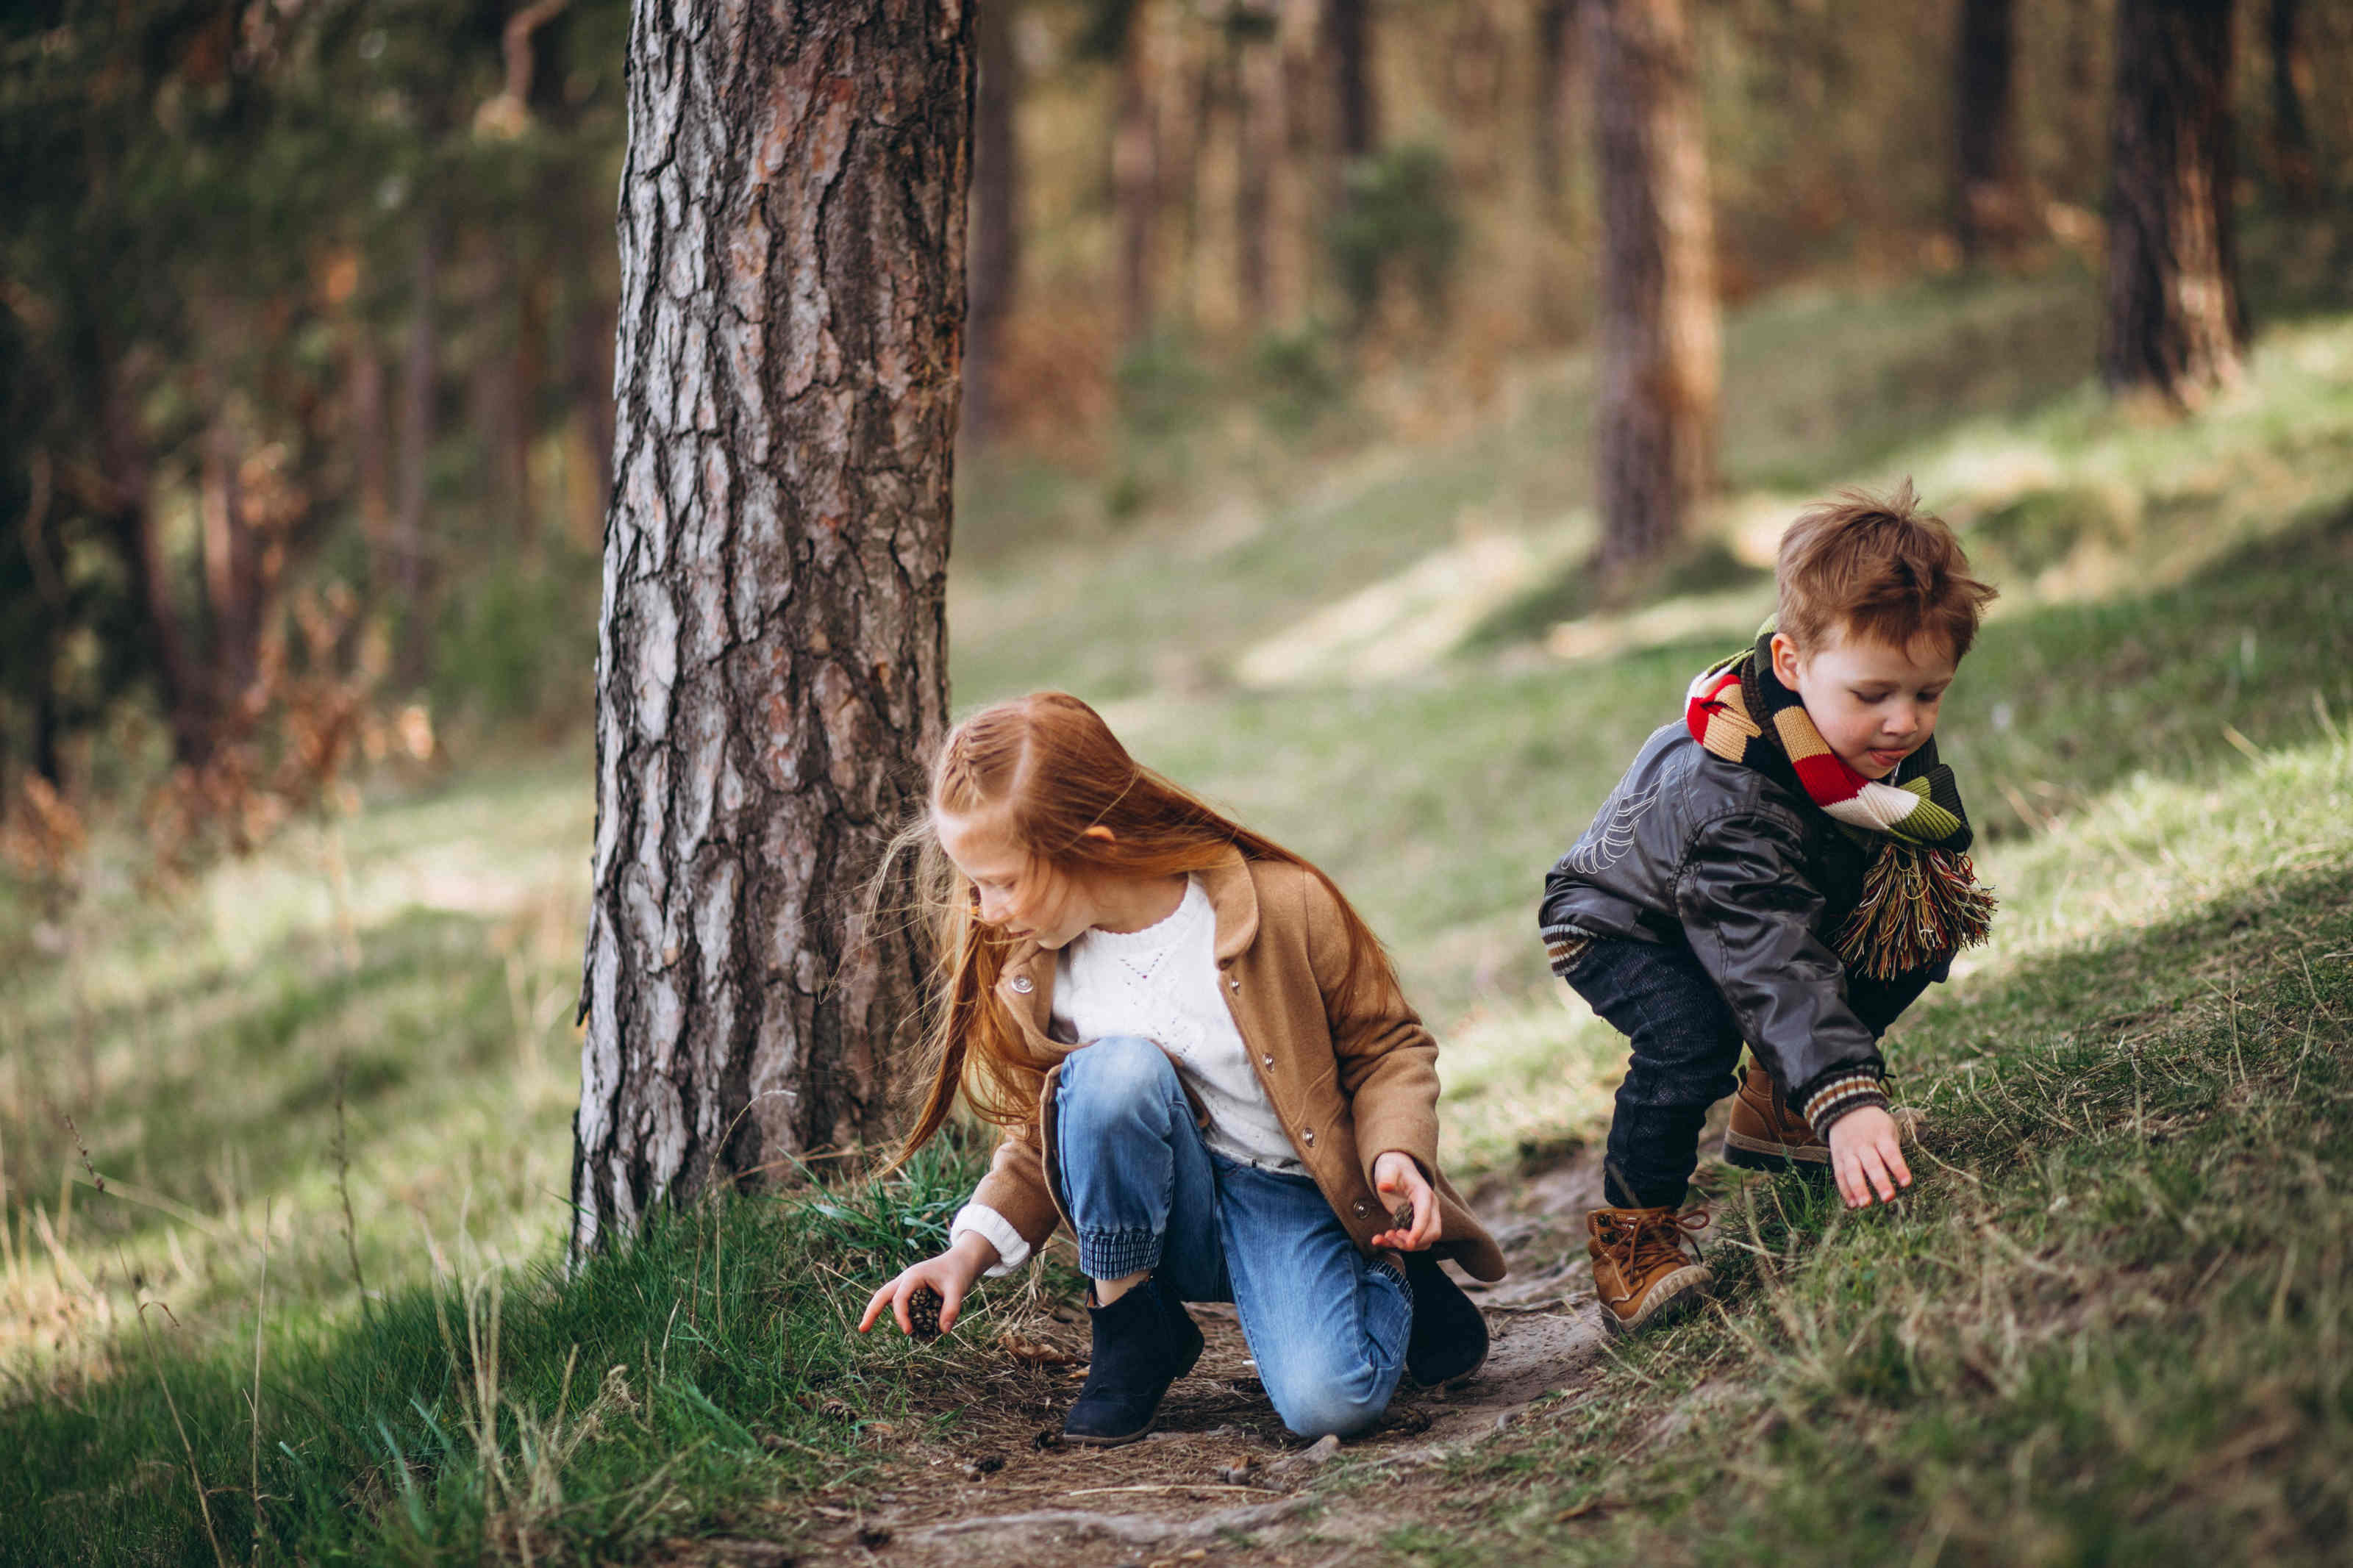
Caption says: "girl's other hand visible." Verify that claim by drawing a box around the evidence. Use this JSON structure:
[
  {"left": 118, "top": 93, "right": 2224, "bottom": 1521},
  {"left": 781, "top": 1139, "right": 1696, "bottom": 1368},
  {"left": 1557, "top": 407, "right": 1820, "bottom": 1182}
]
[
  {"left": 1368, "top": 1150, "right": 1440, "bottom": 1250},
  {"left": 857, "top": 1232, "right": 996, "bottom": 1336}
]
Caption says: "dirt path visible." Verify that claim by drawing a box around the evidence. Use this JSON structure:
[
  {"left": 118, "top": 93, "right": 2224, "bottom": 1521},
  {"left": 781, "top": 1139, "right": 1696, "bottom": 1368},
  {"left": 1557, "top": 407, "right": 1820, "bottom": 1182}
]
[{"left": 699, "top": 1148, "right": 1627, "bottom": 1568}]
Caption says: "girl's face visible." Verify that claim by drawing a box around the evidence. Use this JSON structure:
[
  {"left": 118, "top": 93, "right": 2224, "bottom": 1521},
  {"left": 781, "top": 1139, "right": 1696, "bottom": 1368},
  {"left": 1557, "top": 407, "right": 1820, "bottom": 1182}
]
[
  {"left": 934, "top": 808, "right": 1102, "bottom": 950},
  {"left": 1771, "top": 625, "right": 1957, "bottom": 781}
]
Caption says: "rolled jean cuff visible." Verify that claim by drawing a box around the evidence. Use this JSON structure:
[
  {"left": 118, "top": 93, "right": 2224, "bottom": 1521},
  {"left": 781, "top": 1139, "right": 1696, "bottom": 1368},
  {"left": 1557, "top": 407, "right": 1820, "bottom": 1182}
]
[{"left": 1077, "top": 1225, "right": 1163, "bottom": 1281}]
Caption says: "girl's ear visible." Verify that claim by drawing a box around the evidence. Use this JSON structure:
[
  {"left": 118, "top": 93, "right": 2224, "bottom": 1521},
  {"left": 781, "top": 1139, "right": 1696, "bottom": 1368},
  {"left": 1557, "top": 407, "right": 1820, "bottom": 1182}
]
[{"left": 1081, "top": 825, "right": 1116, "bottom": 843}]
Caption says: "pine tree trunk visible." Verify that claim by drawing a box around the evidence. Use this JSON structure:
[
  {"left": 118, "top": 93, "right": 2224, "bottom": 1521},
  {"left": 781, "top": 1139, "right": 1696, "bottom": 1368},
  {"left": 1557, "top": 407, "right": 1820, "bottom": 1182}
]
[
  {"left": 2101, "top": 0, "right": 2246, "bottom": 407},
  {"left": 573, "top": 0, "right": 968, "bottom": 1259},
  {"left": 1588, "top": 0, "right": 1719, "bottom": 578},
  {"left": 1114, "top": 12, "right": 1160, "bottom": 346},
  {"left": 393, "top": 215, "right": 441, "bottom": 686},
  {"left": 1952, "top": 0, "right": 2024, "bottom": 262},
  {"left": 347, "top": 336, "right": 393, "bottom": 586},
  {"left": 965, "top": 0, "right": 1019, "bottom": 446},
  {"left": 1235, "top": 9, "right": 1282, "bottom": 330},
  {"left": 1326, "top": 0, "right": 1375, "bottom": 161},
  {"left": 1536, "top": 0, "right": 1577, "bottom": 223},
  {"left": 2268, "top": 0, "right": 2318, "bottom": 207}
]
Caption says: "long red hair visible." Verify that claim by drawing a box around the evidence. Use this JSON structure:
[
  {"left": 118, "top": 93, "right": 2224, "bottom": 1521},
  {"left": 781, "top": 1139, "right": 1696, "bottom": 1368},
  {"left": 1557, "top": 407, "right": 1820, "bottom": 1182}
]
[{"left": 881, "top": 690, "right": 1402, "bottom": 1167}]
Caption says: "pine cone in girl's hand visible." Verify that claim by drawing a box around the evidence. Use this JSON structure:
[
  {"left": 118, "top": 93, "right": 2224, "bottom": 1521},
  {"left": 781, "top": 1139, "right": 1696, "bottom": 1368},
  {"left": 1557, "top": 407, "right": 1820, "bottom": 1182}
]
[
  {"left": 905, "top": 1285, "right": 944, "bottom": 1340},
  {"left": 1392, "top": 1201, "right": 1417, "bottom": 1234}
]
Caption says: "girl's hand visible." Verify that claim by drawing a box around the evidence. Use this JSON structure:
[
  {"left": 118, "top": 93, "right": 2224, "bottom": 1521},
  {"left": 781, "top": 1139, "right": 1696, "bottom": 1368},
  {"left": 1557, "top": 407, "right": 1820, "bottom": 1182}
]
[
  {"left": 1827, "top": 1106, "right": 1913, "bottom": 1209},
  {"left": 857, "top": 1231, "right": 996, "bottom": 1336},
  {"left": 1368, "top": 1150, "right": 1440, "bottom": 1250}
]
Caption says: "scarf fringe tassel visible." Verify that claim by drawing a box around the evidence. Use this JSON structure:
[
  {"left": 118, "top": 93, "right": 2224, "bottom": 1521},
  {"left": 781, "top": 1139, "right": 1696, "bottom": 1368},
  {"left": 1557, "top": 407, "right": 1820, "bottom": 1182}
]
[{"left": 1833, "top": 845, "right": 1997, "bottom": 981}]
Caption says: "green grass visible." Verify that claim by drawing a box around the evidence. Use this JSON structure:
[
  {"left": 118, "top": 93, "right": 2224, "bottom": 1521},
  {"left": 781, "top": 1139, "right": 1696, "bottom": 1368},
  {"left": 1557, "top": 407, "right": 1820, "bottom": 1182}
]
[
  {"left": 0, "top": 1140, "right": 1008, "bottom": 1566},
  {"left": 1363, "top": 730, "right": 2353, "bottom": 1568},
  {"left": 6, "top": 269, "right": 2352, "bottom": 1562}
]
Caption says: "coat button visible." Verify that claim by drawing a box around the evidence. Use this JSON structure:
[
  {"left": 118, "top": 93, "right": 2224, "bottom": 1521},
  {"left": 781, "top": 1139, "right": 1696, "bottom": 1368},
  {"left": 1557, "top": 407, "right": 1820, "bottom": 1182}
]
[
  {"left": 1262, "top": 1054, "right": 1274, "bottom": 1067},
  {"left": 1352, "top": 1198, "right": 1371, "bottom": 1217},
  {"left": 1302, "top": 1128, "right": 1315, "bottom": 1145},
  {"left": 1227, "top": 978, "right": 1240, "bottom": 992},
  {"left": 1011, "top": 976, "right": 1033, "bottom": 994}
]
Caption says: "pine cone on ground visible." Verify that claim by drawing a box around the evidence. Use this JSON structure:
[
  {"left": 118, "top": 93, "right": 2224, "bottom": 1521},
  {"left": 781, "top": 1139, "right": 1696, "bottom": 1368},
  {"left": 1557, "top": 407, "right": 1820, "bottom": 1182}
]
[{"left": 906, "top": 1284, "right": 944, "bottom": 1340}]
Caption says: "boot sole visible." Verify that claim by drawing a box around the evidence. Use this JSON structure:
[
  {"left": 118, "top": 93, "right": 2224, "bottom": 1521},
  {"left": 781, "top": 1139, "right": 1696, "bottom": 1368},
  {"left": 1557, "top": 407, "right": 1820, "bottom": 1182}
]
[
  {"left": 1722, "top": 1127, "right": 1832, "bottom": 1173},
  {"left": 1407, "top": 1342, "right": 1490, "bottom": 1391},
  {"left": 1724, "top": 1107, "right": 1924, "bottom": 1173},
  {"left": 1599, "top": 1264, "right": 1710, "bottom": 1336},
  {"left": 1060, "top": 1330, "right": 1206, "bottom": 1447}
]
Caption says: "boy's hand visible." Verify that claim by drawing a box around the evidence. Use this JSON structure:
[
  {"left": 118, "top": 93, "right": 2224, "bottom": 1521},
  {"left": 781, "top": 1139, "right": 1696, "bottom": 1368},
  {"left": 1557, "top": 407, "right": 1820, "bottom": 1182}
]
[
  {"left": 1370, "top": 1150, "right": 1440, "bottom": 1250},
  {"left": 857, "top": 1231, "right": 996, "bottom": 1336},
  {"left": 1827, "top": 1106, "right": 1912, "bottom": 1209}
]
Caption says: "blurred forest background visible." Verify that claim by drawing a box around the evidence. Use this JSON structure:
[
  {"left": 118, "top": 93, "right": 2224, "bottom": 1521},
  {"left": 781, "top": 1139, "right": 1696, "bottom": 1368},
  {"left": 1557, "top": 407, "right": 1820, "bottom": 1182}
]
[{"left": 4, "top": 0, "right": 2347, "bottom": 842}]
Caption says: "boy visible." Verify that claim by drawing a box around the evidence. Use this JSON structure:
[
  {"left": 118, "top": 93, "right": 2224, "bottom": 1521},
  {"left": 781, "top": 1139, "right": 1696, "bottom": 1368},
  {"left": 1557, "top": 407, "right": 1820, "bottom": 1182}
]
[{"left": 1538, "top": 483, "right": 1999, "bottom": 1333}]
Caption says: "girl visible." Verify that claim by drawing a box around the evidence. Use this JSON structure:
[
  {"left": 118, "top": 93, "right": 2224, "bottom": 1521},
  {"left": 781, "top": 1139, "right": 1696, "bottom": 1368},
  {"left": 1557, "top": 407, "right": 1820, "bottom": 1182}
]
[{"left": 857, "top": 692, "right": 1503, "bottom": 1445}]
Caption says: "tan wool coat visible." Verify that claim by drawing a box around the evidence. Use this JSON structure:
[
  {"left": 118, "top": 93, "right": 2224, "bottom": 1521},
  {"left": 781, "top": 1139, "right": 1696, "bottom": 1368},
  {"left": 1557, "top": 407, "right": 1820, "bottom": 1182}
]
[{"left": 968, "top": 849, "right": 1507, "bottom": 1283}]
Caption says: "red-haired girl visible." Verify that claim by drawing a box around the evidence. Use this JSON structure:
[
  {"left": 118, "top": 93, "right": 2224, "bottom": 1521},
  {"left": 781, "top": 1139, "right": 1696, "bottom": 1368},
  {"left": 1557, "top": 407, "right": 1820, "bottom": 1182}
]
[{"left": 857, "top": 692, "right": 1502, "bottom": 1445}]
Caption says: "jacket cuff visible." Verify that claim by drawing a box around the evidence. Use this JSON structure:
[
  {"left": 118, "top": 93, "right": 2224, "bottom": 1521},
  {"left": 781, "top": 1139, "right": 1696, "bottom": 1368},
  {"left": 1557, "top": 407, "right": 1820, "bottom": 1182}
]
[
  {"left": 1799, "top": 1070, "right": 1889, "bottom": 1139},
  {"left": 1540, "top": 925, "right": 1596, "bottom": 980},
  {"left": 949, "top": 1202, "right": 1031, "bottom": 1277}
]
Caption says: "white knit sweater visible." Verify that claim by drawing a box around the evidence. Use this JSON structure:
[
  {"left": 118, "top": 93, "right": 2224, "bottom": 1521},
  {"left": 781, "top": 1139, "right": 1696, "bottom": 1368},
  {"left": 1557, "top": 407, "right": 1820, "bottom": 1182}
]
[{"left": 950, "top": 876, "right": 1301, "bottom": 1275}]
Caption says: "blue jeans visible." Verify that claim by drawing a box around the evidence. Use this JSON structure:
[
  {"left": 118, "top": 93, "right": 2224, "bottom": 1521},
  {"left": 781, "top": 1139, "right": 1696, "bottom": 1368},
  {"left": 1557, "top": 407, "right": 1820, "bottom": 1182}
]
[
  {"left": 1052, "top": 1036, "right": 1411, "bottom": 1439},
  {"left": 1565, "top": 937, "right": 1943, "bottom": 1209}
]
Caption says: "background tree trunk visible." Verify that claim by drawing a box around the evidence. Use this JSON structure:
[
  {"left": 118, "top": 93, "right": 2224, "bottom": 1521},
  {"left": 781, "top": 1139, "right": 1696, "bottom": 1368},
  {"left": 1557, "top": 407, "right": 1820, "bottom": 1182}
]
[
  {"left": 2268, "top": 0, "right": 2318, "bottom": 208},
  {"left": 573, "top": 0, "right": 968, "bottom": 1259},
  {"left": 1114, "top": 10, "right": 1161, "bottom": 347},
  {"left": 393, "top": 216, "right": 441, "bottom": 686},
  {"left": 1234, "top": 5, "right": 1282, "bottom": 330},
  {"left": 1588, "top": 0, "right": 1719, "bottom": 578},
  {"left": 965, "top": 0, "right": 1020, "bottom": 447},
  {"left": 1952, "top": 0, "right": 2024, "bottom": 263},
  {"left": 1326, "top": 0, "right": 1375, "bottom": 162},
  {"left": 1536, "top": 0, "right": 1578, "bottom": 223},
  {"left": 346, "top": 334, "right": 393, "bottom": 587},
  {"left": 2100, "top": 0, "right": 2245, "bottom": 407}
]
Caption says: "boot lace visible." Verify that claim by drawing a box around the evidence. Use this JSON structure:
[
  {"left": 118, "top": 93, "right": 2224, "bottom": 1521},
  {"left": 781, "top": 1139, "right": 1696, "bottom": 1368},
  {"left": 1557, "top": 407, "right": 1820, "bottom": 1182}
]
[{"left": 1594, "top": 1208, "right": 1708, "bottom": 1297}]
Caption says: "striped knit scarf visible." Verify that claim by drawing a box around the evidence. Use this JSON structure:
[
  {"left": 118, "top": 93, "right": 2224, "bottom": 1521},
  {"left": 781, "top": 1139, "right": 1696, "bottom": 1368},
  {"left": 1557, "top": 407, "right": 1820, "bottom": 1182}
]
[{"left": 1686, "top": 625, "right": 1996, "bottom": 979}]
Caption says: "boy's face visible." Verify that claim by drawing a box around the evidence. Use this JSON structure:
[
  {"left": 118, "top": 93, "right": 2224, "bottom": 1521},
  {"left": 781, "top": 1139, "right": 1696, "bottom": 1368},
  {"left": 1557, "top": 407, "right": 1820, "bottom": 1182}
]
[{"left": 1771, "top": 624, "right": 1957, "bottom": 780}]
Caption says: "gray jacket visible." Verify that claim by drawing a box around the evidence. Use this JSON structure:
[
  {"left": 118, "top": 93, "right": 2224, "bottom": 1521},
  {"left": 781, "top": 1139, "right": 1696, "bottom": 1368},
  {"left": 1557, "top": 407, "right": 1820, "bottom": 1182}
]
[{"left": 1538, "top": 721, "right": 1897, "bottom": 1105}]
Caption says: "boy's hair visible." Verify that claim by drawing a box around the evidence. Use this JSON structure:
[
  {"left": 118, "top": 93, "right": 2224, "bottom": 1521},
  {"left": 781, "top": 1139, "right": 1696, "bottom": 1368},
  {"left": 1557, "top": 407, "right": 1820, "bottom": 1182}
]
[{"left": 1777, "top": 479, "right": 1998, "bottom": 660}]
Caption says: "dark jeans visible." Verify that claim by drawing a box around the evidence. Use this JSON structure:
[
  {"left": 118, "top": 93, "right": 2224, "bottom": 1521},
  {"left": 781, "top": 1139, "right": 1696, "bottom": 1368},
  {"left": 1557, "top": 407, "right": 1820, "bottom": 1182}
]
[{"left": 1563, "top": 937, "right": 1944, "bottom": 1209}]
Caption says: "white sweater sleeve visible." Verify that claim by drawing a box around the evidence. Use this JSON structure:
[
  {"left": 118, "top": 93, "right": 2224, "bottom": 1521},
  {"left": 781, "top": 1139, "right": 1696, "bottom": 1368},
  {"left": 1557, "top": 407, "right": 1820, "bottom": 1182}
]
[{"left": 949, "top": 1201, "right": 1032, "bottom": 1276}]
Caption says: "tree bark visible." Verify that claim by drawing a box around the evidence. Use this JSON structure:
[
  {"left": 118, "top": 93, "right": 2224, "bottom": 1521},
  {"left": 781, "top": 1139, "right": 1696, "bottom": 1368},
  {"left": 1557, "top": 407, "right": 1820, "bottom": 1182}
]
[
  {"left": 348, "top": 335, "right": 393, "bottom": 585},
  {"left": 393, "top": 215, "right": 442, "bottom": 685},
  {"left": 574, "top": 0, "right": 968, "bottom": 1259},
  {"left": 2268, "top": 0, "right": 2318, "bottom": 208},
  {"left": 1234, "top": 12, "right": 1279, "bottom": 330},
  {"left": 1536, "top": 0, "right": 1577, "bottom": 223},
  {"left": 1952, "top": 0, "right": 2025, "bottom": 262},
  {"left": 1325, "top": 0, "right": 1374, "bottom": 162},
  {"left": 1114, "top": 10, "right": 1160, "bottom": 346},
  {"left": 965, "top": 0, "right": 1020, "bottom": 446},
  {"left": 1588, "top": 0, "right": 1719, "bottom": 577},
  {"left": 2100, "top": 0, "right": 2246, "bottom": 407}
]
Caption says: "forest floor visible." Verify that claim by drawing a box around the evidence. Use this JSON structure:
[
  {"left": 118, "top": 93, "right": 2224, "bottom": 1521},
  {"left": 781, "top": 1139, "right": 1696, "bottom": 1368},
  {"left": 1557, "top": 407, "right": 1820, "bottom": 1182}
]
[
  {"left": 756, "top": 1145, "right": 1618, "bottom": 1568},
  {"left": 4, "top": 268, "right": 2352, "bottom": 1565}
]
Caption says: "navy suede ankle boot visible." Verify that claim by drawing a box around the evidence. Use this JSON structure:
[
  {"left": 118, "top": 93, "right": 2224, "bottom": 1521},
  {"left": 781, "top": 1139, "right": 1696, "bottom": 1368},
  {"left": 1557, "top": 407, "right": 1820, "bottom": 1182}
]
[
  {"left": 1061, "top": 1276, "right": 1204, "bottom": 1446},
  {"left": 1403, "top": 1251, "right": 1490, "bottom": 1389}
]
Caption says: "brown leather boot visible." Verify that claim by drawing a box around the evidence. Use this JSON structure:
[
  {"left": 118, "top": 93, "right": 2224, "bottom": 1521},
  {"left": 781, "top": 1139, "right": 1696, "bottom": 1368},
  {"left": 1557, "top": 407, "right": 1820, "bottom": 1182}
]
[
  {"left": 1722, "top": 1061, "right": 1829, "bottom": 1173},
  {"left": 1586, "top": 1205, "right": 1710, "bottom": 1334},
  {"left": 1722, "top": 1059, "right": 1921, "bottom": 1173}
]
